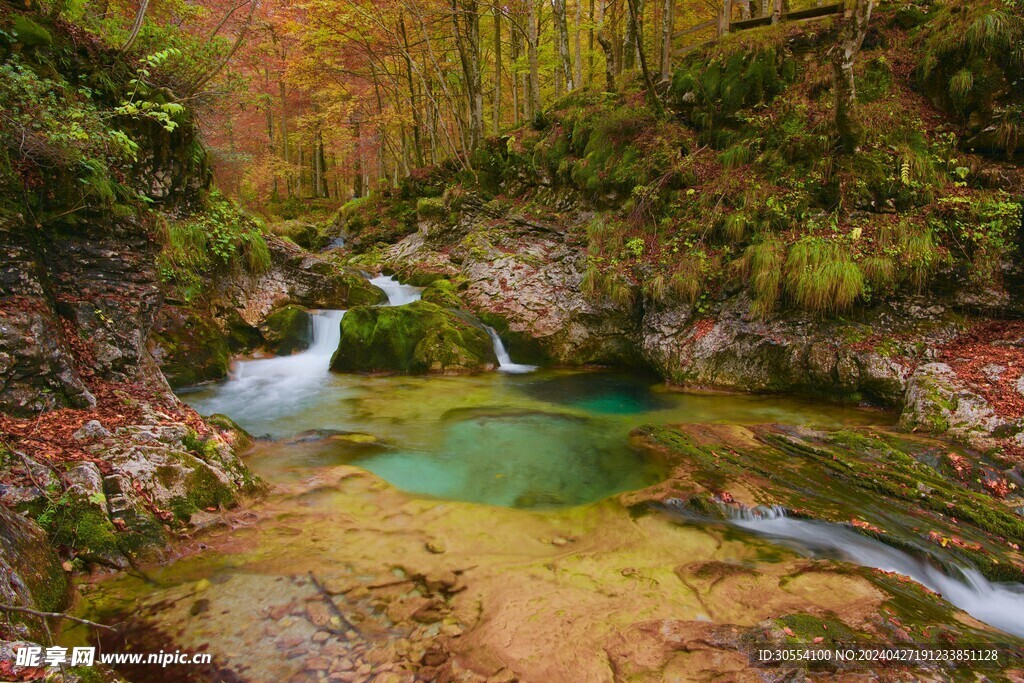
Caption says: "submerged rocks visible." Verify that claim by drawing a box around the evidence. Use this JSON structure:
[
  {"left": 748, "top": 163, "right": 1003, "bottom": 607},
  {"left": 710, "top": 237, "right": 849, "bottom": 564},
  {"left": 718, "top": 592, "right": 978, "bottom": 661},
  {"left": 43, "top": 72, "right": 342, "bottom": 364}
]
[
  {"left": 330, "top": 301, "right": 497, "bottom": 374},
  {"left": 630, "top": 422, "right": 1024, "bottom": 582}
]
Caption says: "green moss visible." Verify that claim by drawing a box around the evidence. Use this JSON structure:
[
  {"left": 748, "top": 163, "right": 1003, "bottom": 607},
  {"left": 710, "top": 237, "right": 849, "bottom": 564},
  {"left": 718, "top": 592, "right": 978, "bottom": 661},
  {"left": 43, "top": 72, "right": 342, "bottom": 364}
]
[
  {"left": 635, "top": 423, "right": 1024, "bottom": 583},
  {"left": 12, "top": 16, "right": 52, "bottom": 47},
  {"left": 39, "top": 493, "right": 120, "bottom": 559},
  {"left": 260, "top": 305, "right": 313, "bottom": 355},
  {"left": 330, "top": 300, "right": 498, "bottom": 374},
  {"left": 420, "top": 279, "right": 463, "bottom": 308},
  {"left": 858, "top": 57, "right": 894, "bottom": 103},
  {"left": 774, "top": 613, "right": 860, "bottom": 644},
  {"left": 206, "top": 413, "right": 254, "bottom": 452},
  {"left": 416, "top": 196, "right": 447, "bottom": 220},
  {"left": 168, "top": 458, "right": 236, "bottom": 522},
  {"left": 335, "top": 270, "right": 389, "bottom": 306},
  {"left": 150, "top": 308, "right": 230, "bottom": 388}
]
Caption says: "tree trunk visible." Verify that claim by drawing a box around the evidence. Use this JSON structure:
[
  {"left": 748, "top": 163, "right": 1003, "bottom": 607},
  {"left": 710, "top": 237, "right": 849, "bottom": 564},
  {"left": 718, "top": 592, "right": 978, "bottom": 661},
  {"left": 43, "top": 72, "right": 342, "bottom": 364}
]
[
  {"left": 120, "top": 0, "right": 150, "bottom": 52},
  {"left": 452, "top": 0, "right": 484, "bottom": 149},
  {"left": 574, "top": 0, "right": 583, "bottom": 89},
  {"left": 719, "top": 0, "right": 731, "bottom": 36},
  {"left": 626, "top": 0, "right": 662, "bottom": 115},
  {"left": 830, "top": 0, "right": 874, "bottom": 152},
  {"left": 279, "top": 77, "right": 291, "bottom": 198},
  {"left": 659, "top": 0, "right": 673, "bottom": 82},
  {"left": 399, "top": 13, "right": 426, "bottom": 168},
  {"left": 493, "top": 6, "right": 502, "bottom": 135},
  {"left": 527, "top": 0, "right": 541, "bottom": 118},
  {"left": 596, "top": 0, "right": 615, "bottom": 91},
  {"left": 588, "top": 0, "right": 595, "bottom": 86},
  {"left": 771, "top": 0, "right": 782, "bottom": 23},
  {"left": 623, "top": 0, "right": 639, "bottom": 70},
  {"left": 552, "top": 0, "right": 574, "bottom": 92},
  {"left": 737, "top": 0, "right": 750, "bottom": 19},
  {"left": 353, "top": 120, "right": 363, "bottom": 199}
]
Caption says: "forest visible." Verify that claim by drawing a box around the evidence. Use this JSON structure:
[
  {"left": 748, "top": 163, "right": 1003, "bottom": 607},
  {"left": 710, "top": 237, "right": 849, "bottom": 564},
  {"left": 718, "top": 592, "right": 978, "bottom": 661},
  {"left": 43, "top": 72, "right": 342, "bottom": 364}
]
[{"left": 1, "top": 0, "right": 1024, "bottom": 681}]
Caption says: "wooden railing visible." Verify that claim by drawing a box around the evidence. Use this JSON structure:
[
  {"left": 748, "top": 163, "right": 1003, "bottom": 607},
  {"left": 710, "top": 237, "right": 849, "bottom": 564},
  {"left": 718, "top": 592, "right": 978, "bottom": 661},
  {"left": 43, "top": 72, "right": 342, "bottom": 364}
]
[{"left": 674, "top": 0, "right": 846, "bottom": 54}]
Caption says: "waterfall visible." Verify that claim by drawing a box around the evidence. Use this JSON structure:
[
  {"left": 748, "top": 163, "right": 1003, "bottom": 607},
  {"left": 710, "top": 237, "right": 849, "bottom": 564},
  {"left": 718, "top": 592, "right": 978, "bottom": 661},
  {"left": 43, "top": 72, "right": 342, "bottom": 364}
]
[
  {"left": 696, "top": 502, "right": 1024, "bottom": 638},
  {"left": 189, "top": 310, "right": 344, "bottom": 423},
  {"left": 369, "top": 274, "right": 422, "bottom": 306},
  {"left": 327, "top": 236, "right": 346, "bottom": 249},
  {"left": 485, "top": 326, "right": 537, "bottom": 374}
]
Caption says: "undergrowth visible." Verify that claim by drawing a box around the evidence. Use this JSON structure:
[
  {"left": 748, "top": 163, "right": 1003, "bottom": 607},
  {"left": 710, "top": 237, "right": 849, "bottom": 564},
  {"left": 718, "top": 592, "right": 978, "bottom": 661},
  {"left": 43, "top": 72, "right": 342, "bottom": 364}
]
[
  {"left": 340, "top": 1, "right": 1023, "bottom": 319},
  {"left": 157, "top": 190, "right": 271, "bottom": 302}
]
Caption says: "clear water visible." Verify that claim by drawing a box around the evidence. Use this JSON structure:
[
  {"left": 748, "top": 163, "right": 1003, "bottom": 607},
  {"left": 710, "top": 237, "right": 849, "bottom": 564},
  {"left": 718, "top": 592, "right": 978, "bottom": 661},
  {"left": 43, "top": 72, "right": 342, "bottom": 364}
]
[
  {"left": 484, "top": 326, "right": 538, "bottom": 374},
  {"left": 718, "top": 506, "right": 1024, "bottom": 638},
  {"left": 369, "top": 274, "right": 422, "bottom": 306},
  {"left": 183, "top": 313, "right": 888, "bottom": 508}
]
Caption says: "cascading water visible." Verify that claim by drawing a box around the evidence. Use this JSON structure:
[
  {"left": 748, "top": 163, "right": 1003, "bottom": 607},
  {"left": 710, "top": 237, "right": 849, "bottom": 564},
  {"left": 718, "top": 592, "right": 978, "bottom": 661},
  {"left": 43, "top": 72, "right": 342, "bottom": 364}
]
[
  {"left": 187, "top": 310, "right": 344, "bottom": 424},
  {"left": 369, "top": 274, "right": 422, "bottom": 306},
  {"left": 707, "top": 503, "right": 1024, "bottom": 638},
  {"left": 485, "top": 326, "right": 537, "bottom": 374}
]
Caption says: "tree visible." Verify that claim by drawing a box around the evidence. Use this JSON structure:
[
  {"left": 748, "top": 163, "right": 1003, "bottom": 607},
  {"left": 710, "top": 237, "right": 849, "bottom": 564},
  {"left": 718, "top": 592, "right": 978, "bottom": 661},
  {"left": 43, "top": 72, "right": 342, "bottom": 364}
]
[
  {"left": 830, "top": 0, "right": 874, "bottom": 152},
  {"left": 552, "top": 0, "right": 574, "bottom": 93}
]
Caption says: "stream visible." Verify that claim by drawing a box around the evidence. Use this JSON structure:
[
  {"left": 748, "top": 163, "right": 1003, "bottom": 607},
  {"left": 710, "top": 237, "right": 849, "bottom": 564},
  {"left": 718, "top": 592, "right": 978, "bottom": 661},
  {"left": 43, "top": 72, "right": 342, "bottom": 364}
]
[{"left": 67, "top": 273, "right": 1024, "bottom": 679}]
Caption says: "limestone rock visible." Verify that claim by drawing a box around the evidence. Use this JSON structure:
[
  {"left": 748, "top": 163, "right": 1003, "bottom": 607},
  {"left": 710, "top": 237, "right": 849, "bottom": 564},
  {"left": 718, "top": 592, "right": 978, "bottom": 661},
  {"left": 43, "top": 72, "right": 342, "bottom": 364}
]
[{"left": 900, "top": 363, "right": 1005, "bottom": 451}]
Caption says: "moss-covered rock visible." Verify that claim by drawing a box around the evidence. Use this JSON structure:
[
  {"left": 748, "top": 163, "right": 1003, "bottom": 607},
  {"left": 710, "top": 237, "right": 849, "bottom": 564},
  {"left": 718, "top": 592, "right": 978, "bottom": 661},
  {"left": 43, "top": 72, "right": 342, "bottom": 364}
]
[
  {"left": 259, "top": 305, "right": 313, "bottom": 355},
  {"left": 205, "top": 413, "right": 254, "bottom": 452},
  {"left": 0, "top": 504, "right": 68, "bottom": 641},
  {"left": 330, "top": 300, "right": 498, "bottom": 374},
  {"left": 322, "top": 268, "right": 389, "bottom": 307},
  {"left": 631, "top": 423, "right": 1024, "bottom": 583},
  {"left": 12, "top": 15, "right": 53, "bottom": 47},
  {"left": 420, "top": 279, "right": 463, "bottom": 308},
  {"left": 148, "top": 307, "right": 230, "bottom": 388}
]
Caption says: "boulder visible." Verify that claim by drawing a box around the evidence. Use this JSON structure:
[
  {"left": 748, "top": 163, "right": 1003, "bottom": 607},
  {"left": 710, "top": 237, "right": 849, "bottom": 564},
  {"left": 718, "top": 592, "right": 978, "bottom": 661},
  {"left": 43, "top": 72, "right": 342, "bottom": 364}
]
[
  {"left": 900, "top": 363, "right": 1006, "bottom": 451},
  {"left": 148, "top": 306, "right": 230, "bottom": 387},
  {"left": 330, "top": 301, "right": 498, "bottom": 374},
  {"left": 259, "top": 305, "right": 313, "bottom": 355},
  {"left": 0, "top": 505, "right": 69, "bottom": 641}
]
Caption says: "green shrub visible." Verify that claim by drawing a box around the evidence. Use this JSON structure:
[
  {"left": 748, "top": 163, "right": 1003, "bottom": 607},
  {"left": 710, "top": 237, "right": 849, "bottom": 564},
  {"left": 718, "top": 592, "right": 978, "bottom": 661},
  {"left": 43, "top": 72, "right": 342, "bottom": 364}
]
[{"left": 157, "top": 191, "right": 271, "bottom": 301}]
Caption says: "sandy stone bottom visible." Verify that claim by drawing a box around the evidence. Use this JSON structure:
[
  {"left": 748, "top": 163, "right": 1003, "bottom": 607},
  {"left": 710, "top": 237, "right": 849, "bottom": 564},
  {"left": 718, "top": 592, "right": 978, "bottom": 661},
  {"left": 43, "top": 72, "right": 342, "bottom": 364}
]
[{"left": 71, "top": 456, "right": 1000, "bottom": 683}]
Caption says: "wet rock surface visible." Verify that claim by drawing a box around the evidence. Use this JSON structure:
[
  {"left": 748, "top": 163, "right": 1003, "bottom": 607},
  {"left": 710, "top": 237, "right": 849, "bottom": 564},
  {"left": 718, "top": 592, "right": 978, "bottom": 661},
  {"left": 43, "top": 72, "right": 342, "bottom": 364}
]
[
  {"left": 71, "top": 451, "right": 1024, "bottom": 682},
  {"left": 629, "top": 422, "right": 1024, "bottom": 582},
  {"left": 382, "top": 199, "right": 1023, "bottom": 456},
  {"left": 0, "top": 212, "right": 166, "bottom": 416}
]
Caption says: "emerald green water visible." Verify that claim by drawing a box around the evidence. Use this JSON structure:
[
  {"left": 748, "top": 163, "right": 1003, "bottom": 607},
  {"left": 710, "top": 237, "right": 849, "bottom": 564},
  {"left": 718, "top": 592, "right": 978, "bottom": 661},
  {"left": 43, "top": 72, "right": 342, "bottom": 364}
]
[{"left": 185, "top": 369, "right": 890, "bottom": 508}]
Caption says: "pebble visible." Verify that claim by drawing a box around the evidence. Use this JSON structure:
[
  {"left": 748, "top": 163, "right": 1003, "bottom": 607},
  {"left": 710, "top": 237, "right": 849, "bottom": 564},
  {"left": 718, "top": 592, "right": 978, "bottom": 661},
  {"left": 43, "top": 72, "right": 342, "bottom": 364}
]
[
  {"left": 307, "top": 602, "right": 332, "bottom": 627},
  {"left": 425, "top": 540, "right": 446, "bottom": 554},
  {"left": 306, "top": 657, "right": 331, "bottom": 671}
]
